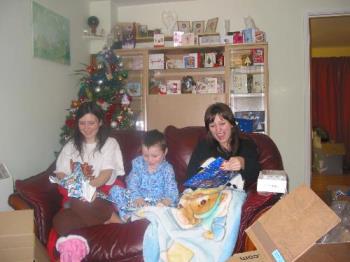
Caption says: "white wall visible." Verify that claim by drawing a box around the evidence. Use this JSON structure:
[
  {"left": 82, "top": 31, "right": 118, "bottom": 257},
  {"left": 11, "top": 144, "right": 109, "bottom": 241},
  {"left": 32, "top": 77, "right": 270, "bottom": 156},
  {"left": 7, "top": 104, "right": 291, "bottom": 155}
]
[
  {"left": 0, "top": 0, "right": 90, "bottom": 185},
  {"left": 115, "top": 0, "right": 350, "bottom": 190}
]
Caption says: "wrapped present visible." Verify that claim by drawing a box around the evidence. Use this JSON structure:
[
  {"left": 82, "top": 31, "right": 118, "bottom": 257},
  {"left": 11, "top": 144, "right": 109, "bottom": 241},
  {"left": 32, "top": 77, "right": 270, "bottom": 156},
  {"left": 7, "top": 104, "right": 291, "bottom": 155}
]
[
  {"left": 184, "top": 157, "right": 239, "bottom": 188},
  {"left": 49, "top": 162, "right": 96, "bottom": 202}
]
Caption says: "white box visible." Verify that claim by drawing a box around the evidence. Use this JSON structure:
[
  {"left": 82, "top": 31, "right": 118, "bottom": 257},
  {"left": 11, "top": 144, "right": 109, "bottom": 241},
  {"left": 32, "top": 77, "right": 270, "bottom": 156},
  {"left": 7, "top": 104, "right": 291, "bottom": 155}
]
[
  {"left": 148, "top": 54, "right": 164, "bottom": 70},
  {"left": 0, "top": 163, "right": 14, "bottom": 211},
  {"left": 257, "top": 170, "right": 288, "bottom": 194}
]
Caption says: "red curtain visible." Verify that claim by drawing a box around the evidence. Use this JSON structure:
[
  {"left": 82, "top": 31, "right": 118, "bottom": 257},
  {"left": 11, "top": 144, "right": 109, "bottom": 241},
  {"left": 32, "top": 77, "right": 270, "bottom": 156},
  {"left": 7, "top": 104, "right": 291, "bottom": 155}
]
[{"left": 311, "top": 57, "right": 350, "bottom": 169}]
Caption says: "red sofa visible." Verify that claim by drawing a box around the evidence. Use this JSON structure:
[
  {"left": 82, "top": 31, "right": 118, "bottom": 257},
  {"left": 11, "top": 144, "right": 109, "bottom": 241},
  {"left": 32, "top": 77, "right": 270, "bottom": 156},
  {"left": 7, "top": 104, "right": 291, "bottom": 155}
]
[{"left": 8, "top": 126, "right": 283, "bottom": 261}]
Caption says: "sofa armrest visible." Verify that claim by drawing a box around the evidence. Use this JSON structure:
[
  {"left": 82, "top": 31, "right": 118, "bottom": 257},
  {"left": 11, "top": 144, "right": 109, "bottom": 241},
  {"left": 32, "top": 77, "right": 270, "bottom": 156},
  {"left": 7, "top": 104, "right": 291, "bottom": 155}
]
[
  {"left": 234, "top": 187, "right": 281, "bottom": 253},
  {"left": 10, "top": 164, "right": 62, "bottom": 245}
]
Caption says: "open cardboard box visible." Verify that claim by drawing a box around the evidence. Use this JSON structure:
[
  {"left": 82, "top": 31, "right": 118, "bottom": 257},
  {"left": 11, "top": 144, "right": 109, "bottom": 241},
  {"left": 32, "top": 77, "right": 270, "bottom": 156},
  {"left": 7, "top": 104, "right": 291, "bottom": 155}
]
[
  {"left": 244, "top": 185, "right": 350, "bottom": 262},
  {"left": 227, "top": 250, "right": 264, "bottom": 261},
  {"left": 0, "top": 209, "right": 49, "bottom": 262}
]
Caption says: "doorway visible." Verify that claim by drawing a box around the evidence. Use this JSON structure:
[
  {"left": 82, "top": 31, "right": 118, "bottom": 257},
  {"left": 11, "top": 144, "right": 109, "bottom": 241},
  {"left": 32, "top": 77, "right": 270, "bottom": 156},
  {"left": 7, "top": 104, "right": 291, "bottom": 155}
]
[{"left": 308, "top": 14, "right": 350, "bottom": 201}]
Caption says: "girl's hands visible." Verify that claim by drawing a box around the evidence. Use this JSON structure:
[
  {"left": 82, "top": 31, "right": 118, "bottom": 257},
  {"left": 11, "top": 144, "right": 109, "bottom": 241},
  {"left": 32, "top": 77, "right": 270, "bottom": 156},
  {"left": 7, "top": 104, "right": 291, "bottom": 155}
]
[
  {"left": 70, "top": 160, "right": 94, "bottom": 180},
  {"left": 221, "top": 156, "right": 245, "bottom": 171},
  {"left": 133, "top": 198, "right": 147, "bottom": 208},
  {"left": 55, "top": 172, "right": 66, "bottom": 180},
  {"left": 81, "top": 162, "right": 94, "bottom": 180}
]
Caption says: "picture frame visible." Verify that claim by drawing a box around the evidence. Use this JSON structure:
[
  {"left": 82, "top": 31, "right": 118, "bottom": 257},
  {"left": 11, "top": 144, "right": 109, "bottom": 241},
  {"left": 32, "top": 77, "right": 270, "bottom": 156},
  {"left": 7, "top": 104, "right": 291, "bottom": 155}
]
[
  {"left": 137, "top": 24, "right": 148, "bottom": 38},
  {"left": 177, "top": 21, "right": 191, "bottom": 33},
  {"left": 166, "top": 80, "right": 181, "bottom": 94},
  {"left": 181, "top": 33, "right": 195, "bottom": 46},
  {"left": 192, "top": 20, "right": 205, "bottom": 34},
  {"left": 32, "top": 1, "right": 70, "bottom": 65},
  {"left": 118, "top": 22, "right": 136, "bottom": 49},
  {"left": 154, "top": 33, "right": 165, "bottom": 47},
  {"left": 125, "top": 82, "right": 142, "bottom": 96},
  {"left": 205, "top": 17, "right": 219, "bottom": 33}
]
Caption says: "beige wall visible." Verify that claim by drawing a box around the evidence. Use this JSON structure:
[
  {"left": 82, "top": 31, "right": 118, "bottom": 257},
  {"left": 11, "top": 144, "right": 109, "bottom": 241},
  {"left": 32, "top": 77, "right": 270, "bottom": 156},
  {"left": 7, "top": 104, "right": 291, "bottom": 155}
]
[
  {"left": 0, "top": 0, "right": 90, "bottom": 185},
  {"left": 115, "top": 0, "right": 350, "bottom": 190}
]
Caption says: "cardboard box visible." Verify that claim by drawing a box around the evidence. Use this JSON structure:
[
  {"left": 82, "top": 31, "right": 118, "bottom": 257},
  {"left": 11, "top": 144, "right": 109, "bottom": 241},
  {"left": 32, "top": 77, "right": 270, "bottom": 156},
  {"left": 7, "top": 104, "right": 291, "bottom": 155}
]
[
  {"left": 257, "top": 170, "right": 288, "bottom": 194},
  {"left": 0, "top": 209, "right": 49, "bottom": 262},
  {"left": 313, "top": 141, "right": 346, "bottom": 155},
  {"left": 313, "top": 148, "right": 344, "bottom": 174},
  {"left": 246, "top": 185, "right": 350, "bottom": 262},
  {"left": 227, "top": 250, "right": 264, "bottom": 262}
]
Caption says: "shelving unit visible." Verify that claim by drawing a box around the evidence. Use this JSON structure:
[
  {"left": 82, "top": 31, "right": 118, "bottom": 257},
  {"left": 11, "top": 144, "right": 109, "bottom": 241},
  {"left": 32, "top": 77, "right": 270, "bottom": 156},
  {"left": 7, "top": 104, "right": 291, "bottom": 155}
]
[
  {"left": 112, "top": 42, "right": 269, "bottom": 132},
  {"left": 227, "top": 43, "right": 269, "bottom": 134}
]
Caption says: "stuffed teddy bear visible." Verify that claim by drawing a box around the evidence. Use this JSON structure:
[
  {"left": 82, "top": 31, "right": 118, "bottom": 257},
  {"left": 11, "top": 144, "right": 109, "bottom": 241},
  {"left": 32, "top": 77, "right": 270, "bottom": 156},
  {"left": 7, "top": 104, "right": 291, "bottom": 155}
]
[{"left": 172, "top": 187, "right": 232, "bottom": 240}]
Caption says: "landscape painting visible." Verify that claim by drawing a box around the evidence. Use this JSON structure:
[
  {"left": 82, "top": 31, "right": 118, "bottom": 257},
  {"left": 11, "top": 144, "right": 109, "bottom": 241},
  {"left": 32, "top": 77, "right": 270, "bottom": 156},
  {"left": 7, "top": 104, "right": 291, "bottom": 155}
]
[{"left": 32, "top": 1, "right": 70, "bottom": 65}]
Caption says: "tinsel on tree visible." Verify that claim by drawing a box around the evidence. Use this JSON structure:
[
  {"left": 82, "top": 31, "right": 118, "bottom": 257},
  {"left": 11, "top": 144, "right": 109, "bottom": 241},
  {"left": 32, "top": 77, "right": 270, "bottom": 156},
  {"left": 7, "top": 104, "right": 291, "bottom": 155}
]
[{"left": 60, "top": 48, "right": 134, "bottom": 145}]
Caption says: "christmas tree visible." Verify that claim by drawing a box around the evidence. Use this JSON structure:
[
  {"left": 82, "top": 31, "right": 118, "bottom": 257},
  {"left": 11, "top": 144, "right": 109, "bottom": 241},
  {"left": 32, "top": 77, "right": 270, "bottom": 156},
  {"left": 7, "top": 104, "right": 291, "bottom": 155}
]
[{"left": 60, "top": 48, "right": 134, "bottom": 145}]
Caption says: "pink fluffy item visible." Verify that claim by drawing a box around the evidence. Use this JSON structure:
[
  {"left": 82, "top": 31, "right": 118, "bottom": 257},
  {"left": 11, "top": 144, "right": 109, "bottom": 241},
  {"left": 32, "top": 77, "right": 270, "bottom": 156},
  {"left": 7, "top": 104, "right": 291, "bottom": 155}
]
[{"left": 56, "top": 235, "right": 90, "bottom": 262}]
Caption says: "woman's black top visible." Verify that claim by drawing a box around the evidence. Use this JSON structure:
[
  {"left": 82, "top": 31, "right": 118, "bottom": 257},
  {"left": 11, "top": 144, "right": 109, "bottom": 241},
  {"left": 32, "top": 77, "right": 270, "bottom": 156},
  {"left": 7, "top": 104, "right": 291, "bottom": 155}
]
[{"left": 186, "top": 137, "right": 261, "bottom": 189}]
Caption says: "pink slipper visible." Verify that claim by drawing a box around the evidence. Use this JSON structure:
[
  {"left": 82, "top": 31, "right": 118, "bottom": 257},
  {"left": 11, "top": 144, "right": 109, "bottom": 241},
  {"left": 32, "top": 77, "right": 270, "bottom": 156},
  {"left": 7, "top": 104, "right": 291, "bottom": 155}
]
[{"left": 56, "top": 235, "right": 89, "bottom": 262}]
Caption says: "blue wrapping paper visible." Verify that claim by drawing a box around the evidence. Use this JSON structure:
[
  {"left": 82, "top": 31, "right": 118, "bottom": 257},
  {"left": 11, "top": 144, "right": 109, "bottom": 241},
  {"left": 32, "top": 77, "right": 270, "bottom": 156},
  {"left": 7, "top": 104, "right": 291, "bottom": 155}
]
[{"left": 184, "top": 157, "right": 237, "bottom": 188}]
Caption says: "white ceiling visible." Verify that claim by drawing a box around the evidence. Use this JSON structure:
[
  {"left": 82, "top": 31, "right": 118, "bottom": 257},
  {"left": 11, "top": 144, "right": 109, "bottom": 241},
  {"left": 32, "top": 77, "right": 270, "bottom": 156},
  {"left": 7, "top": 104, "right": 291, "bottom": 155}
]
[{"left": 310, "top": 15, "right": 350, "bottom": 48}]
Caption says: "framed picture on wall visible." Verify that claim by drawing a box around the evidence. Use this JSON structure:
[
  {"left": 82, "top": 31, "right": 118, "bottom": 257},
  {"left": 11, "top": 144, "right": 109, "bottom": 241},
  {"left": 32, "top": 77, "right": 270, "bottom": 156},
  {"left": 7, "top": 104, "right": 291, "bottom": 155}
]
[
  {"left": 177, "top": 21, "right": 191, "bottom": 33},
  {"left": 205, "top": 17, "right": 219, "bottom": 33},
  {"left": 192, "top": 20, "right": 205, "bottom": 34},
  {"left": 126, "top": 82, "right": 142, "bottom": 96}
]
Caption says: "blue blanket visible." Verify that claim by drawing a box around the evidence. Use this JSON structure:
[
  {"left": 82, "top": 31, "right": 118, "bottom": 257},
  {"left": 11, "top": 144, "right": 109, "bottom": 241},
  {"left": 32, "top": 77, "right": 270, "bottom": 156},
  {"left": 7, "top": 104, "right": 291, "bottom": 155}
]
[{"left": 140, "top": 188, "right": 247, "bottom": 262}]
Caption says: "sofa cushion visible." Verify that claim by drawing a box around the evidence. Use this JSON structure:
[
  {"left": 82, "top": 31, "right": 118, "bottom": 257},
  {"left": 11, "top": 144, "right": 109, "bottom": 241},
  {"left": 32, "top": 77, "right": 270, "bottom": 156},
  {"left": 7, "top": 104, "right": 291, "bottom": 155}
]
[
  {"left": 164, "top": 125, "right": 207, "bottom": 192},
  {"left": 110, "top": 129, "right": 145, "bottom": 176},
  {"left": 247, "top": 133, "right": 284, "bottom": 170}
]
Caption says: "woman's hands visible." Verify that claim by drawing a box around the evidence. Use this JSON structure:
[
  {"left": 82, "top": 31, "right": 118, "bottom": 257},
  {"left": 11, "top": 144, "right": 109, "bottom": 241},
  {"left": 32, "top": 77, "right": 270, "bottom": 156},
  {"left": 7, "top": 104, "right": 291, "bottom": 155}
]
[
  {"left": 89, "top": 169, "right": 112, "bottom": 187},
  {"left": 157, "top": 198, "right": 172, "bottom": 207},
  {"left": 221, "top": 156, "right": 245, "bottom": 171}
]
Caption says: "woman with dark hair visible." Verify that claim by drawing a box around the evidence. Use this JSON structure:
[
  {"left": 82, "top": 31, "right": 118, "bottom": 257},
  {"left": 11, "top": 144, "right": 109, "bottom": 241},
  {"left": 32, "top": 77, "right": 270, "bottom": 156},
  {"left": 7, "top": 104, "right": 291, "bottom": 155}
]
[
  {"left": 186, "top": 102, "right": 260, "bottom": 189},
  {"left": 53, "top": 101, "right": 125, "bottom": 235}
]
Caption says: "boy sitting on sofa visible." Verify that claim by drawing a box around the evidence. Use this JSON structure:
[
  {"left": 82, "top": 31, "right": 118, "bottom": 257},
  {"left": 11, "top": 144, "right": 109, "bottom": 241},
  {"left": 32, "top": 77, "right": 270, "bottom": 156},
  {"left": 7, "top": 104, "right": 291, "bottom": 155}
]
[{"left": 106, "top": 129, "right": 179, "bottom": 223}]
